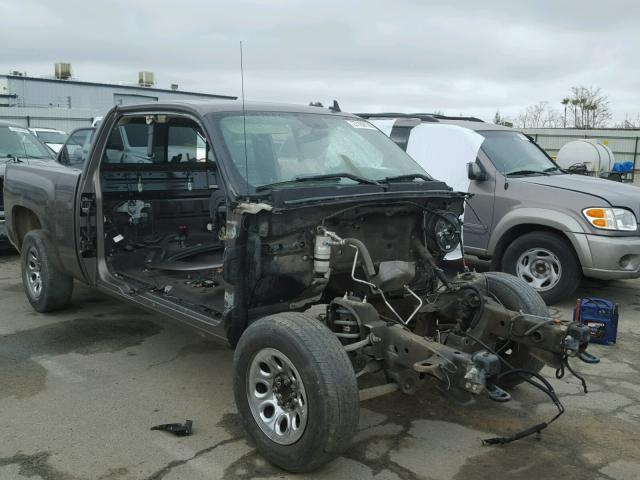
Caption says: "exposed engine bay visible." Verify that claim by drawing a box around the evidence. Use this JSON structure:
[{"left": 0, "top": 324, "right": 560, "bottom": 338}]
[{"left": 231, "top": 195, "right": 597, "bottom": 444}]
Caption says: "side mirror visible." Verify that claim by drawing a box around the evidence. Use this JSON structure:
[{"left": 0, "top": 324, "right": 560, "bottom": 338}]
[
  {"left": 57, "top": 146, "right": 69, "bottom": 165},
  {"left": 467, "top": 162, "right": 487, "bottom": 181}
]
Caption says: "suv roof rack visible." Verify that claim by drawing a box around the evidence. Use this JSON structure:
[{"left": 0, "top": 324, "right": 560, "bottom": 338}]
[{"left": 357, "top": 112, "right": 485, "bottom": 123}]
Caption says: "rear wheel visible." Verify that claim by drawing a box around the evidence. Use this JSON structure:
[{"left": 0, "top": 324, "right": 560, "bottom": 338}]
[
  {"left": 233, "top": 312, "right": 359, "bottom": 472},
  {"left": 501, "top": 231, "right": 581, "bottom": 304},
  {"left": 482, "top": 272, "right": 548, "bottom": 389},
  {"left": 21, "top": 230, "right": 73, "bottom": 312}
]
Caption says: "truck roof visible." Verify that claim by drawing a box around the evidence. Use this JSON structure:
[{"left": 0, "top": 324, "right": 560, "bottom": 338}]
[{"left": 115, "top": 100, "right": 359, "bottom": 118}]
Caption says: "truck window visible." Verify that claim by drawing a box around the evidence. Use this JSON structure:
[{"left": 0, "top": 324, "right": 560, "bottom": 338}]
[
  {"left": 167, "top": 125, "right": 208, "bottom": 163},
  {"left": 102, "top": 117, "right": 209, "bottom": 164},
  {"left": 219, "top": 113, "right": 426, "bottom": 188},
  {"left": 60, "top": 128, "right": 94, "bottom": 166},
  {"left": 0, "top": 126, "right": 52, "bottom": 160},
  {"left": 102, "top": 120, "right": 152, "bottom": 164}
]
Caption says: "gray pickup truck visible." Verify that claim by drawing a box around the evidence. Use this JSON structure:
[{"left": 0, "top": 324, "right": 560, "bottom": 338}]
[
  {"left": 362, "top": 113, "right": 640, "bottom": 304},
  {"left": 0, "top": 121, "right": 54, "bottom": 244},
  {"left": 3, "top": 102, "right": 598, "bottom": 472}
]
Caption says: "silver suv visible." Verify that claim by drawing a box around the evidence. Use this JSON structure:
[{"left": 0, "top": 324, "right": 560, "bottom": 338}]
[{"left": 362, "top": 113, "right": 640, "bottom": 303}]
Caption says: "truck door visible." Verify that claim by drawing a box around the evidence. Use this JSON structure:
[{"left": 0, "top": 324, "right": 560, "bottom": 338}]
[{"left": 464, "top": 149, "right": 496, "bottom": 251}]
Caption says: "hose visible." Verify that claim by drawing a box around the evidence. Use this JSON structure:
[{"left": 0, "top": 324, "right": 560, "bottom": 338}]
[
  {"left": 461, "top": 331, "right": 566, "bottom": 446},
  {"left": 343, "top": 238, "right": 376, "bottom": 278},
  {"left": 411, "top": 237, "right": 452, "bottom": 289}
]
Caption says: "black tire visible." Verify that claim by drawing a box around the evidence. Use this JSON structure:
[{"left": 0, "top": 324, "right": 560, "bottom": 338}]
[
  {"left": 607, "top": 173, "right": 623, "bottom": 182},
  {"left": 21, "top": 230, "right": 73, "bottom": 312},
  {"left": 233, "top": 312, "right": 359, "bottom": 473},
  {"left": 501, "top": 231, "right": 581, "bottom": 304},
  {"left": 483, "top": 272, "right": 547, "bottom": 389}
]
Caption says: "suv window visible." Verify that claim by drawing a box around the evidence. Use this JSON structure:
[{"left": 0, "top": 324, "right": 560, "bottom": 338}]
[{"left": 479, "top": 131, "right": 557, "bottom": 175}]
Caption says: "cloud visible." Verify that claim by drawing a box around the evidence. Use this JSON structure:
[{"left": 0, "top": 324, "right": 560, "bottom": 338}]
[{"left": 1, "top": 0, "right": 638, "bottom": 122}]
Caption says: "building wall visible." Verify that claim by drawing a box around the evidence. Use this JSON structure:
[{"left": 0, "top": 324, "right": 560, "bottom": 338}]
[
  {"left": 522, "top": 128, "right": 640, "bottom": 167},
  {"left": 0, "top": 106, "right": 100, "bottom": 132},
  {"left": 0, "top": 75, "right": 235, "bottom": 132}
]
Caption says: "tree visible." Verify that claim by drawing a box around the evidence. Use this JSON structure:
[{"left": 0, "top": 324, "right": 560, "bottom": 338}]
[
  {"left": 561, "top": 97, "right": 570, "bottom": 127},
  {"left": 565, "top": 86, "right": 611, "bottom": 128},
  {"left": 615, "top": 113, "right": 640, "bottom": 129},
  {"left": 513, "top": 101, "right": 562, "bottom": 128},
  {"left": 494, "top": 110, "right": 502, "bottom": 125}
]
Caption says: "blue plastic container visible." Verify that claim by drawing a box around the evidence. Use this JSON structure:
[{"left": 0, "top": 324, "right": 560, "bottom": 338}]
[
  {"left": 612, "top": 161, "right": 634, "bottom": 173},
  {"left": 574, "top": 298, "right": 618, "bottom": 345}
]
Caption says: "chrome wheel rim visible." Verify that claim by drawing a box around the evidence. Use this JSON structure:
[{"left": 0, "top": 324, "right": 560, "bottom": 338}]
[
  {"left": 26, "top": 246, "right": 43, "bottom": 299},
  {"left": 246, "top": 348, "right": 308, "bottom": 445},
  {"left": 516, "top": 247, "right": 562, "bottom": 291}
]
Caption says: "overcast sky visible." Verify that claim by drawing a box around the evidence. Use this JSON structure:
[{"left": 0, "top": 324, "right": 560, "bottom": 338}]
[{"left": 2, "top": 0, "right": 639, "bottom": 123}]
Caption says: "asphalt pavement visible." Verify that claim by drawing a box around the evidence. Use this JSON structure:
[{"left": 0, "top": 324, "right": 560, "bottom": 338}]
[{"left": 1, "top": 250, "right": 639, "bottom": 480}]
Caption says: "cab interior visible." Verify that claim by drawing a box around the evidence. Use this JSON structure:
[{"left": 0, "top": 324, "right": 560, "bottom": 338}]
[{"left": 98, "top": 115, "right": 227, "bottom": 315}]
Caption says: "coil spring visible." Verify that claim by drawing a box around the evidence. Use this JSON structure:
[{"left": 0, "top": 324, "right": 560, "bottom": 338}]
[{"left": 332, "top": 307, "right": 361, "bottom": 345}]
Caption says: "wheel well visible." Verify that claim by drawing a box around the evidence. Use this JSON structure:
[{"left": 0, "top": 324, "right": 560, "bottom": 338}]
[
  {"left": 491, "top": 224, "right": 578, "bottom": 270},
  {"left": 12, "top": 206, "right": 42, "bottom": 250}
]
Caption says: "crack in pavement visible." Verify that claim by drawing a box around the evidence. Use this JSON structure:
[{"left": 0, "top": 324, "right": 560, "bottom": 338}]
[
  {"left": 220, "top": 416, "right": 425, "bottom": 480},
  {"left": 0, "top": 451, "right": 81, "bottom": 480},
  {"left": 344, "top": 417, "right": 427, "bottom": 480},
  {"left": 144, "top": 437, "right": 241, "bottom": 480}
]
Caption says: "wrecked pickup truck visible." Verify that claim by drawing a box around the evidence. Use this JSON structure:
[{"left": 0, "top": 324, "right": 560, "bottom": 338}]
[{"left": 3, "top": 101, "right": 598, "bottom": 472}]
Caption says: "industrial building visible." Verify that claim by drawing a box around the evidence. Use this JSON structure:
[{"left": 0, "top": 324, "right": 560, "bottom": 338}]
[{"left": 0, "top": 63, "right": 236, "bottom": 132}]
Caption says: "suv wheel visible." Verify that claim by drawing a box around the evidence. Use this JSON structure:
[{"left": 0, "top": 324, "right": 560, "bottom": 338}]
[
  {"left": 501, "top": 231, "right": 581, "bottom": 304},
  {"left": 233, "top": 312, "right": 359, "bottom": 472}
]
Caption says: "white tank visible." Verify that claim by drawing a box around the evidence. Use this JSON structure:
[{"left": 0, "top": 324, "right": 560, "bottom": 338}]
[{"left": 556, "top": 139, "right": 614, "bottom": 174}]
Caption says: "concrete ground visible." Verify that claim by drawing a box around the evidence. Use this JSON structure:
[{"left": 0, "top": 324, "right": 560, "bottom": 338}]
[{"left": 1, "top": 249, "right": 639, "bottom": 480}]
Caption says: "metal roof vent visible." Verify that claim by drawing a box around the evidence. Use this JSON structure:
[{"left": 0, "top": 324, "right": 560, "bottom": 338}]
[
  {"left": 138, "top": 71, "right": 155, "bottom": 87},
  {"left": 55, "top": 63, "right": 72, "bottom": 80}
]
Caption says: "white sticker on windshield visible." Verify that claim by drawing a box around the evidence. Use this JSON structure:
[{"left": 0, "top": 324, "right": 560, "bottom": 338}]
[
  {"left": 8, "top": 126, "right": 30, "bottom": 134},
  {"left": 345, "top": 119, "right": 376, "bottom": 130}
]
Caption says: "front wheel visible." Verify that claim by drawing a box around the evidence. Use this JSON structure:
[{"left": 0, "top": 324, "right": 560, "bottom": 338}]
[
  {"left": 501, "top": 231, "right": 581, "bottom": 304},
  {"left": 481, "top": 272, "right": 548, "bottom": 389},
  {"left": 233, "top": 312, "right": 359, "bottom": 473}
]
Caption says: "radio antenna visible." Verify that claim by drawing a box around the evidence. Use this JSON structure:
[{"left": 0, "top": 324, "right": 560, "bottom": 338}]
[{"left": 240, "top": 41, "right": 249, "bottom": 197}]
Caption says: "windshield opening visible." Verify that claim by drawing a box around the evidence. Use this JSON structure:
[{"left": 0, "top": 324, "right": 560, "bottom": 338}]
[
  {"left": 479, "top": 131, "right": 560, "bottom": 176},
  {"left": 0, "top": 126, "right": 53, "bottom": 160},
  {"left": 216, "top": 113, "right": 430, "bottom": 191}
]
